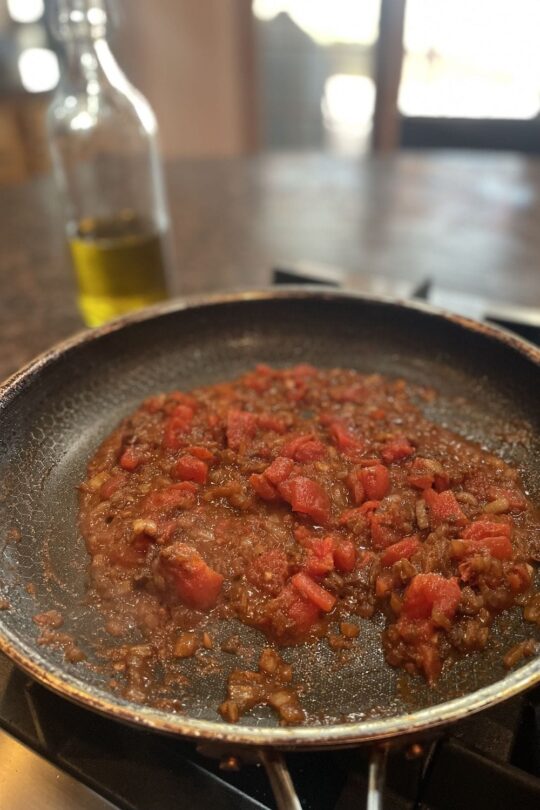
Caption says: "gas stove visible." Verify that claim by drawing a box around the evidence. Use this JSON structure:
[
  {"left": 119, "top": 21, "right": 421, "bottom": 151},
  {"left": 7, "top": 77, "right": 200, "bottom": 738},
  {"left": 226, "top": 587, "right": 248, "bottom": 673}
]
[
  {"left": 0, "top": 652, "right": 539, "bottom": 809},
  {"left": 1, "top": 269, "right": 540, "bottom": 810}
]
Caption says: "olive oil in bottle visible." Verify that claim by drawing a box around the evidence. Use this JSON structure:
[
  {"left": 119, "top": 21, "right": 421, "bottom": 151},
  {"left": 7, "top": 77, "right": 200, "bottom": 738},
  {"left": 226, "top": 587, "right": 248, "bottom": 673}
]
[
  {"left": 48, "top": 0, "right": 173, "bottom": 327},
  {"left": 69, "top": 212, "right": 168, "bottom": 326}
]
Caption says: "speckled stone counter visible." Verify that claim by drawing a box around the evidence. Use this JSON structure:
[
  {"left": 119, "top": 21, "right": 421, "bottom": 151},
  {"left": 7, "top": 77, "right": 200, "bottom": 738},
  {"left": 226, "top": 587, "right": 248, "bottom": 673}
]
[{"left": 2, "top": 151, "right": 540, "bottom": 381}]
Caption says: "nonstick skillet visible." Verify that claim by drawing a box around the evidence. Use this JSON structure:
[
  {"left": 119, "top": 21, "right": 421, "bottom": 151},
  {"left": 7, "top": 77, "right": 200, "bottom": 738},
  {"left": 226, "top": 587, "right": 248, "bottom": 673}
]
[{"left": 0, "top": 289, "right": 539, "bottom": 809}]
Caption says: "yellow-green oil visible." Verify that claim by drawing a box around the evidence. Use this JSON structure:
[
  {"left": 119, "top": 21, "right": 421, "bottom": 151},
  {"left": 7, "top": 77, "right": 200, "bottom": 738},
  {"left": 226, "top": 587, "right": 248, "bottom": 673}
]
[{"left": 69, "top": 212, "right": 169, "bottom": 326}]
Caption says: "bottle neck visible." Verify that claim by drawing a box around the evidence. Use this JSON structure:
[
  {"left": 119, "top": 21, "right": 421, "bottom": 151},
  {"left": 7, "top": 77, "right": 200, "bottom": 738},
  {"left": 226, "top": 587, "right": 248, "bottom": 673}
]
[{"left": 54, "top": 0, "right": 112, "bottom": 93}]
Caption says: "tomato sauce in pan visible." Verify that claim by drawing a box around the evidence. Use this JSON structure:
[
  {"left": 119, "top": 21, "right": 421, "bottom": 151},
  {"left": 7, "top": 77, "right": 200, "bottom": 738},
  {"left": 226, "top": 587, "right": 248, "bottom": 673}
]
[{"left": 78, "top": 365, "right": 540, "bottom": 723}]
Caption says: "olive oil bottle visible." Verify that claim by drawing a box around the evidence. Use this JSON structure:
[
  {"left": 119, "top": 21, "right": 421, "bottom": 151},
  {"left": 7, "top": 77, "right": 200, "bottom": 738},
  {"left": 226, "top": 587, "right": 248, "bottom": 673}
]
[
  {"left": 69, "top": 212, "right": 168, "bottom": 326},
  {"left": 47, "top": 0, "right": 172, "bottom": 327}
]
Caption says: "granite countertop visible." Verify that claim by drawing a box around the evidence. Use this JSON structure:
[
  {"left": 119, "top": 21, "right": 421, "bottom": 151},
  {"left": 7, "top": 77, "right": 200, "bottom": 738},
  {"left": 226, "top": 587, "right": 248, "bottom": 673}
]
[{"left": 1, "top": 151, "right": 540, "bottom": 381}]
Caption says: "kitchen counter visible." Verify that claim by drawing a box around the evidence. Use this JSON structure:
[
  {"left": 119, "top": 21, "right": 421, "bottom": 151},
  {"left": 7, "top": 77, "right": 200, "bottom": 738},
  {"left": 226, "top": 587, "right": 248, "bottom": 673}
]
[{"left": 1, "top": 150, "right": 540, "bottom": 380}]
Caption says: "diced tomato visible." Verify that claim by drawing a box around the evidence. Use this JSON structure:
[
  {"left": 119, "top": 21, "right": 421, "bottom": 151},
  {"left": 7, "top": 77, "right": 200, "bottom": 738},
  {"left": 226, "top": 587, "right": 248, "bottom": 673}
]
[
  {"left": 247, "top": 549, "right": 289, "bottom": 594},
  {"left": 423, "top": 488, "right": 467, "bottom": 527},
  {"left": 312, "top": 535, "right": 336, "bottom": 556},
  {"left": 360, "top": 464, "right": 390, "bottom": 500},
  {"left": 249, "top": 473, "right": 278, "bottom": 501},
  {"left": 226, "top": 409, "right": 258, "bottom": 451},
  {"left": 163, "top": 406, "right": 194, "bottom": 450},
  {"left": 304, "top": 535, "right": 335, "bottom": 577},
  {"left": 463, "top": 519, "right": 511, "bottom": 540},
  {"left": 281, "top": 434, "right": 326, "bottom": 462},
  {"left": 408, "top": 473, "right": 433, "bottom": 490},
  {"left": 291, "top": 572, "right": 336, "bottom": 612},
  {"left": 305, "top": 553, "right": 334, "bottom": 578},
  {"left": 119, "top": 447, "right": 143, "bottom": 472},
  {"left": 185, "top": 445, "right": 214, "bottom": 462},
  {"left": 278, "top": 476, "right": 331, "bottom": 525},
  {"left": 401, "top": 574, "right": 461, "bottom": 621},
  {"left": 100, "top": 473, "right": 126, "bottom": 500},
  {"left": 293, "top": 525, "right": 313, "bottom": 546},
  {"left": 346, "top": 470, "right": 365, "bottom": 505},
  {"left": 264, "top": 456, "right": 295, "bottom": 485},
  {"left": 158, "top": 543, "right": 223, "bottom": 610},
  {"left": 338, "top": 501, "right": 379, "bottom": 526},
  {"left": 285, "top": 589, "right": 321, "bottom": 635},
  {"left": 333, "top": 539, "right": 357, "bottom": 572},
  {"left": 328, "top": 421, "right": 364, "bottom": 457},
  {"left": 487, "top": 486, "right": 527, "bottom": 512},
  {"left": 407, "top": 458, "right": 449, "bottom": 492},
  {"left": 257, "top": 413, "right": 287, "bottom": 433},
  {"left": 144, "top": 481, "right": 197, "bottom": 512},
  {"left": 370, "top": 514, "right": 400, "bottom": 549},
  {"left": 381, "top": 437, "right": 414, "bottom": 464},
  {"left": 407, "top": 458, "right": 434, "bottom": 490},
  {"left": 361, "top": 499, "right": 381, "bottom": 513},
  {"left": 173, "top": 454, "right": 208, "bottom": 484},
  {"left": 380, "top": 535, "right": 421, "bottom": 567},
  {"left": 461, "top": 535, "right": 513, "bottom": 560}
]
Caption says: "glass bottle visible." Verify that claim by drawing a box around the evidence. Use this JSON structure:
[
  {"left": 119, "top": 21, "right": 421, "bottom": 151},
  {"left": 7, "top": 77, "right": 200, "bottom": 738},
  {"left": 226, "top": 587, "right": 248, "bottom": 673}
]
[{"left": 47, "top": 0, "right": 172, "bottom": 327}]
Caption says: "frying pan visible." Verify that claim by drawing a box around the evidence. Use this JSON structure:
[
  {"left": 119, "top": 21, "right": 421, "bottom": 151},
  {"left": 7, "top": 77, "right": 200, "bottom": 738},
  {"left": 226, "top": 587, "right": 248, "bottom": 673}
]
[{"left": 0, "top": 289, "right": 539, "bottom": 809}]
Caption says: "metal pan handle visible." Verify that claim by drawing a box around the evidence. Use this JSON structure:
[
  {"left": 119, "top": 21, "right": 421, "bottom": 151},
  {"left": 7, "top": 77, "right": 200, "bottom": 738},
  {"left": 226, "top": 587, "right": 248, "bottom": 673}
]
[
  {"left": 367, "top": 747, "right": 387, "bottom": 810},
  {"left": 260, "top": 746, "right": 388, "bottom": 810},
  {"left": 259, "top": 750, "right": 302, "bottom": 810}
]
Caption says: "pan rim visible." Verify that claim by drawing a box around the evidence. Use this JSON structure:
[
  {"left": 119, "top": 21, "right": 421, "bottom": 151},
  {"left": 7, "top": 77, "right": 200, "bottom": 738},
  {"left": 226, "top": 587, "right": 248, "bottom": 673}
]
[{"left": 1, "top": 286, "right": 539, "bottom": 748}]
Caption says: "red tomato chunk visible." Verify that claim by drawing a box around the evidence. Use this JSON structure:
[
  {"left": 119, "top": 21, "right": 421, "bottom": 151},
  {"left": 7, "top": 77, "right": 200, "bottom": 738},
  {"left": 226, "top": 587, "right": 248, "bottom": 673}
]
[
  {"left": 278, "top": 476, "right": 331, "bottom": 525},
  {"left": 173, "top": 454, "right": 208, "bottom": 484},
  {"left": 402, "top": 574, "right": 461, "bottom": 621},
  {"left": 291, "top": 572, "right": 336, "bottom": 612},
  {"left": 157, "top": 543, "right": 223, "bottom": 610},
  {"left": 227, "top": 409, "right": 258, "bottom": 450},
  {"left": 381, "top": 536, "right": 421, "bottom": 567},
  {"left": 381, "top": 437, "right": 414, "bottom": 463},
  {"left": 360, "top": 464, "right": 390, "bottom": 500},
  {"left": 281, "top": 434, "right": 326, "bottom": 462},
  {"left": 423, "top": 488, "right": 467, "bottom": 527}
]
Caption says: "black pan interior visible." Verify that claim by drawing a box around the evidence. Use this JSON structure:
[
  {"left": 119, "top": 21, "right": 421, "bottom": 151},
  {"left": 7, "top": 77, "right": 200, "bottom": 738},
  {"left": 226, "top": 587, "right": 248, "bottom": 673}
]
[{"left": 0, "top": 292, "right": 539, "bottom": 729}]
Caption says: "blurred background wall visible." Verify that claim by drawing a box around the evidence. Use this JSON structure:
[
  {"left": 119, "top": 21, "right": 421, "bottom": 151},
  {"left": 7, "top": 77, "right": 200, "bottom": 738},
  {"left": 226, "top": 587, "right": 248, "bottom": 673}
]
[{"left": 2, "top": 0, "right": 540, "bottom": 184}]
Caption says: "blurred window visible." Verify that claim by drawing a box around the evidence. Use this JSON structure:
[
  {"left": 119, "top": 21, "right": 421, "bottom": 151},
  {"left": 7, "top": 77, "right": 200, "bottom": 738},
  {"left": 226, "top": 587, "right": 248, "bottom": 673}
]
[
  {"left": 253, "top": 0, "right": 381, "bottom": 154},
  {"left": 400, "top": 0, "right": 540, "bottom": 119}
]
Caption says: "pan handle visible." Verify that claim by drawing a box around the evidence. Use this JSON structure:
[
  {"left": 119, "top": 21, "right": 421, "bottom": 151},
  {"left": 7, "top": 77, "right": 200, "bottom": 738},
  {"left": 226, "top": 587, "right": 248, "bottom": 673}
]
[
  {"left": 259, "top": 746, "right": 388, "bottom": 810},
  {"left": 367, "top": 747, "right": 387, "bottom": 810},
  {"left": 259, "top": 750, "right": 303, "bottom": 810}
]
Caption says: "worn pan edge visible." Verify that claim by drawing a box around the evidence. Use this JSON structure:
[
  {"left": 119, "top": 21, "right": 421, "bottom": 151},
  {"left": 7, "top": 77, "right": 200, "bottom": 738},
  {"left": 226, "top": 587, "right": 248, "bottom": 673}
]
[{"left": 1, "top": 286, "right": 540, "bottom": 749}]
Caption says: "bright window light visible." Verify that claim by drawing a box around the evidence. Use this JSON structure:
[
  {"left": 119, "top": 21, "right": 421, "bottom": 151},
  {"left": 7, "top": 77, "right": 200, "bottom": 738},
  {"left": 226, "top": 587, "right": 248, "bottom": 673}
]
[
  {"left": 322, "top": 74, "right": 375, "bottom": 134},
  {"left": 18, "top": 48, "right": 60, "bottom": 93},
  {"left": 7, "top": 0, "right": 44, "bottom": 24},
  {"left": 399, "top": 0, "right": 540, "bottom": 119},
  {"left": 253, "top": 0, "right": 380, "bottom": 45}
]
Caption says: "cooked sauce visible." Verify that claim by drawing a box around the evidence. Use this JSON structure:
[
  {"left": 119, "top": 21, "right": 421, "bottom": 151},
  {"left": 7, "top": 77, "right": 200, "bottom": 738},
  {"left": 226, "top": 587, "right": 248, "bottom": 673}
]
[{"left": 78, "top": 365, "right": 540, "bottom": 723}]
